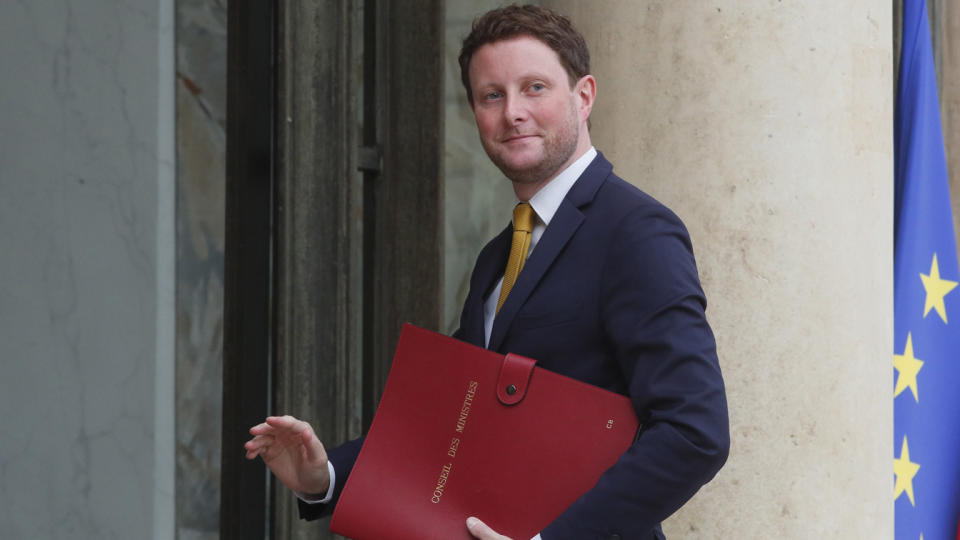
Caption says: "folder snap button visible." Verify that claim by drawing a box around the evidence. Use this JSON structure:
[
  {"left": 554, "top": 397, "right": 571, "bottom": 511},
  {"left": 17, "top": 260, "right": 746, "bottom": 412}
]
[{"left": 506, "top": 384, "right": 517, "bottom": 395}]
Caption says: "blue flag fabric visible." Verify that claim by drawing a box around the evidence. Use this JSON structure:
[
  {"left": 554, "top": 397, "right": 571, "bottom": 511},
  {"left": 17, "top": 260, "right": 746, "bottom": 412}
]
[{"left": 894, "top": 0, "right": 960, "bottom": 538}]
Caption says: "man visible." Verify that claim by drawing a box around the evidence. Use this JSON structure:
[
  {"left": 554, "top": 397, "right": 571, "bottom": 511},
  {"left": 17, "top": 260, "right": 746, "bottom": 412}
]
[{"left": 245, "top": 6, "right": 729, "bottom": 539}]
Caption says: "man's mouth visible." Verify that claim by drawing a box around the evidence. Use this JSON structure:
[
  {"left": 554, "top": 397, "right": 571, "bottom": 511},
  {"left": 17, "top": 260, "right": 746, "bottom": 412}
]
[{"left": 503, "top": 134, "right": 538, "bottom": 143}]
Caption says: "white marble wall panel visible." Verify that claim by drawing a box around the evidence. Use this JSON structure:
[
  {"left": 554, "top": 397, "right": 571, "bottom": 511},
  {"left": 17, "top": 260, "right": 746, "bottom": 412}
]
[
  {"left": 174, "top": 0, "right": 225, "bottom": 538},
  {"left": 0, "top": 0, "right": 175, "bottom": 538}
]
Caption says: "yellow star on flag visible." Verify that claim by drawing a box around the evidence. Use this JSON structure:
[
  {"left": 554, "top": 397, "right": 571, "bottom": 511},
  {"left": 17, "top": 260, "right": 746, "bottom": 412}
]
[
  {"left": 920, "top": 253, "right": 958, "bottom": 323},
  {"left": 894, "top": 333, "right": 924, "bottom": 402},
  {"left": 894, "top": 436, "right": 920, "bottom": 506}
]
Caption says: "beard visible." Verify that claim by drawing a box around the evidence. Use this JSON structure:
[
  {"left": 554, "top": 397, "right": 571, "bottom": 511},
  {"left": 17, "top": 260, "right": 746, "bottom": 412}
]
[{"left": 482, "top": 102, "right": 580, "bottom": 185}]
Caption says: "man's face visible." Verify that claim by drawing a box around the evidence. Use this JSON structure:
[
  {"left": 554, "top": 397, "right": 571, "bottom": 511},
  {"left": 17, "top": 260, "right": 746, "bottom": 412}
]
[{"left": 468, "top": 36, "right": 592, "bottom": 190}]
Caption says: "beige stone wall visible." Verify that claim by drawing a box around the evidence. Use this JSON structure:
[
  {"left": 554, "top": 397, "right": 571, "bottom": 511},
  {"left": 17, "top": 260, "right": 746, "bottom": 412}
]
[
  {"left": 932, "top": 0, "right": 960, "bottom": 266},
  {"left": 546, "top": 1, "right": 893, "bottom": 537}
]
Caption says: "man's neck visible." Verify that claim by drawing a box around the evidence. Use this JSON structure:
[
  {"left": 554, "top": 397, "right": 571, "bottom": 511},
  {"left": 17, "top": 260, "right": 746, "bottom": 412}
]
[
  {"left": 512, "top": 140, "right": 593, "bottom": 201},
  {"left": 516, "top": 147, "right": 598, "bottom": 216}
]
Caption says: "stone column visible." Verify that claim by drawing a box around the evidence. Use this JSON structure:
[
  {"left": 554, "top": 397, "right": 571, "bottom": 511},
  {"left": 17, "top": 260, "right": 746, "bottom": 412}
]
[
  {"left": 545, "top": 1, "right": 893, "bottom": 537},
  {"left": 271, "top": 2, "right": 365, "bottom": 538}
]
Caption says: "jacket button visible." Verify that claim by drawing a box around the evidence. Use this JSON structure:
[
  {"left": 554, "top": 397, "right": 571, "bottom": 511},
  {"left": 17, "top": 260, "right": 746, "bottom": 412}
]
[{"left": 608, "top": 535, "right": 621, "bottom": 540}]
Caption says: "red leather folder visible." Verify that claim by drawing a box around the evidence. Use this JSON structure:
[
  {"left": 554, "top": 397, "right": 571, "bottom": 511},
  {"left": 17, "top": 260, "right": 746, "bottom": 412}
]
[{"left": 330, "top": 324, "right": 639, "bottom": 540}]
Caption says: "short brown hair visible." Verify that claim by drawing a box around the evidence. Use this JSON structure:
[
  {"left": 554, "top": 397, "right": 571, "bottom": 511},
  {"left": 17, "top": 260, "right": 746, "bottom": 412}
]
[{"left": 458, "top": 5, "right": 590, "bottom": 104}]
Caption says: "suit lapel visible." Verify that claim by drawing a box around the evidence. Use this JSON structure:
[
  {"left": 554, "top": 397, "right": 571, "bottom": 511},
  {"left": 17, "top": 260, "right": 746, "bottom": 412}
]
[
  {"left": 487, "top": 153, "right": 613, "bottom": 352},
  {"left": 462, "top": 225, "right": 512, "bottom": 347},
  {"left": 488, "top": 202, "right": 583, "bottom": 351}
]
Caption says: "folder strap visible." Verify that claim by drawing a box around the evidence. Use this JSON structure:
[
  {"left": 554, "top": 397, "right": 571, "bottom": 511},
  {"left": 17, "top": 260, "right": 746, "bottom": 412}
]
[{"left": 497, "top": 353, "right": 536, "bottom": 406}]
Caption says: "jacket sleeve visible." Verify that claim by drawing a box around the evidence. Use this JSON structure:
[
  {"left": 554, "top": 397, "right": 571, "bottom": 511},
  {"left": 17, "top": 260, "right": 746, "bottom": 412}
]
[{"left": 542, "top": 204, "right": 729, "bottom": 540}]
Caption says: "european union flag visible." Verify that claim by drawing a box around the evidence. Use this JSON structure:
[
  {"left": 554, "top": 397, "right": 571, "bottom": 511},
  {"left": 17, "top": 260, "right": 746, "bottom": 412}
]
[{"left": 894, "top": 0, "right": 960, "bottom": 538}]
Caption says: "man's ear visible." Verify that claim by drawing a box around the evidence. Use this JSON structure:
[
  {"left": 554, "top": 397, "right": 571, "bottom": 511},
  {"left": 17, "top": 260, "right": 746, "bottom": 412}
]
[{"left": 576, "top": 74, "right": 597, "bottom": 122}]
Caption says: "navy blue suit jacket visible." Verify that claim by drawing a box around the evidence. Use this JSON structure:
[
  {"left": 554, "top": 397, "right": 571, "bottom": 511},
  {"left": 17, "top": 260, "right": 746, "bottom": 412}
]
[{"left": 301, "top": 152, "right": 729, "bottom": 539}]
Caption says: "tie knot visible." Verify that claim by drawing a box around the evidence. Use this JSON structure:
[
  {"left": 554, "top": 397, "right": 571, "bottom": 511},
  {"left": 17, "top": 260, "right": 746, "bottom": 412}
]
[{"left": 513, "top": 203, "right": 536, "bottom": 233}]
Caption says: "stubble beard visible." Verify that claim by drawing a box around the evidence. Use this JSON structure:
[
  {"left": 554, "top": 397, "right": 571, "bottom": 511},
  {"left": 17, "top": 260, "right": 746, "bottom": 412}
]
[{"left": 483, "top": 104, "right": 580, "bottom": 186}]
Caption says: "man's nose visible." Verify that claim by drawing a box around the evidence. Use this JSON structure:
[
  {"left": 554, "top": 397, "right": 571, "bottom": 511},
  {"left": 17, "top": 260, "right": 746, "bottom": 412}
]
[{"left": 503, "top": 94, "right": 528, "bottom": 124}]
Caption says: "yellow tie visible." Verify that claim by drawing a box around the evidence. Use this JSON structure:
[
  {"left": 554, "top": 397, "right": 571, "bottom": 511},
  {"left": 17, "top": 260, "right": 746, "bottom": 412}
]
[{"left": 496, "top": 202, "right": 536, "bottom": 313}]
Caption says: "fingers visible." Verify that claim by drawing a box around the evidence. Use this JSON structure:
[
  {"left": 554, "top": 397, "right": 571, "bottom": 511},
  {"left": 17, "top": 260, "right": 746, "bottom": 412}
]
[
  {"left": 244, "top": 434, "right": 274, "bottom": 460},
  {"left": 250, "top": 416, "right": 309, "bottom": 436},
  {"left": 466, "top": 517, "right": 510, "bottom": 540},
  {"left": 246, "top": 416, "right": 324, "bottom": 462},
  {"left": 300, "top": 426, "right": 327, "bottom": 463},
  {"left": 264, "top": 415, "right": 303, "bottom": 429},
  {"left": 248, "top": 415, "right": 293, "bottom": 434},
  {"left": 267, "top": 416, "right": 322, "bottom": 447},
  {"left": 248, "top": 422, "right": 273, "bottom": 436}
]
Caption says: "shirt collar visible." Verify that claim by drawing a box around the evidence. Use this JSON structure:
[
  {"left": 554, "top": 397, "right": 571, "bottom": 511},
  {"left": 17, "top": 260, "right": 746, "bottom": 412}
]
[{"left": 525, "top": 146, "right": 597, "bottom": 226}]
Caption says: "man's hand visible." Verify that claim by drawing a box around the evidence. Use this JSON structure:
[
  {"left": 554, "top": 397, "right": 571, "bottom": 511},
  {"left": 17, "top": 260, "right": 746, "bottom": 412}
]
[
  {"left": 466, "top": 517, "right": 513, "bottom": 540},
  {"left": 244, "top": 415, "right": 330, "bottom": 496}
]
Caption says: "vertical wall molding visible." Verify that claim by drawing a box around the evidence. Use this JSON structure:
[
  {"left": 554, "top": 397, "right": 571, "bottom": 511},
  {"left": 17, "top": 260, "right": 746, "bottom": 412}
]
[
  {"left": 365, "top": 0, "right": 445, "bottom": 429},
  {"left": 271, "top": 1, "right": 365, "bottom": 538}
]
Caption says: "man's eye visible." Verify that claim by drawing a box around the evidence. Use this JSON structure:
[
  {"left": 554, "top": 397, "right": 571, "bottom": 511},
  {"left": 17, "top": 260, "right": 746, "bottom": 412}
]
[
  {"left": 530, "top": 83, "right": 545, "bottom": 92},
  {"left": 485, "top": 91, "right": 502, "bottom": 100}
]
